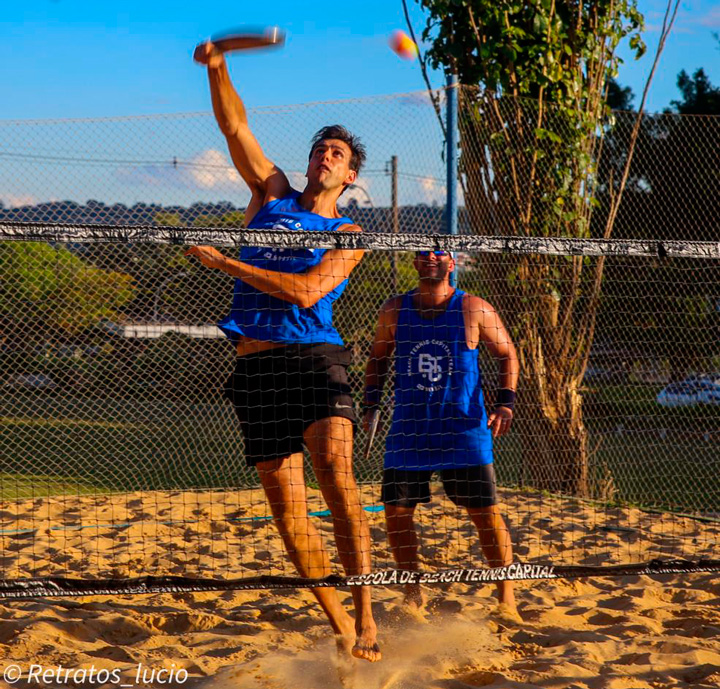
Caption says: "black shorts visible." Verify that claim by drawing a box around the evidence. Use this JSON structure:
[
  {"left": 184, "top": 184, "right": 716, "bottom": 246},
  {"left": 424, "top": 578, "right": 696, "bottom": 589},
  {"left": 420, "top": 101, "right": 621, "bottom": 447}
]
[
  {"left": 381, "top": 465, "right": 497, "bottom": 509},
  {"left": 223, "top": 343, "right": 357, "bottom": 466}
]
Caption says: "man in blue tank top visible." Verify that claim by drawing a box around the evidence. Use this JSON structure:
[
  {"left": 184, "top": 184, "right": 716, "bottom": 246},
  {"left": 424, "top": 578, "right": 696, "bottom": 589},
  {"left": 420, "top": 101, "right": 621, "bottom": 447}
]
[
  {"left": 364, "top": 250, "right": 520, "bottom": 621},
  {"left": 185, "top": 41, "right": 380, "bottom": 664}
]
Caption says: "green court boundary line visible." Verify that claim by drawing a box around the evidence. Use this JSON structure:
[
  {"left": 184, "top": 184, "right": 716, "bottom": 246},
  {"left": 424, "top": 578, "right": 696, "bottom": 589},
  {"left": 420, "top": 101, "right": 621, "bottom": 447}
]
[{"left": 0, "top": 505, "right": 386, "bottom": 535}]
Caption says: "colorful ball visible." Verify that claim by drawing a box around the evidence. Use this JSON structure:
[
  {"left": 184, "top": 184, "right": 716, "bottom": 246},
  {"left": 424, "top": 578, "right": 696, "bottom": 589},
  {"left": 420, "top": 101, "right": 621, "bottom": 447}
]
[{"left": 389, "top": 30, "right": 418, "bottom": 61}]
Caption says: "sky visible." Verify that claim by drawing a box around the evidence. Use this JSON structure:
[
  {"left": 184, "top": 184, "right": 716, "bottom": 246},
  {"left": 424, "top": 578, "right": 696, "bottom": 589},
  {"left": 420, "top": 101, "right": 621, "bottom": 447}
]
[
  {"left": 0, "top": 1, "right": 718, "bottom": 211},
  {"left": 1, "top": 0, "right": 718, "bottom": 120}
]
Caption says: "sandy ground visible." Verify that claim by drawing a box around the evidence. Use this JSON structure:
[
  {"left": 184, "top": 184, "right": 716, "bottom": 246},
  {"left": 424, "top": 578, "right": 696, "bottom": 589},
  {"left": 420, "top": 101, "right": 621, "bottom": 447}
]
[{"left": 0, "top": 486, "right": 718, "bottom": 689}]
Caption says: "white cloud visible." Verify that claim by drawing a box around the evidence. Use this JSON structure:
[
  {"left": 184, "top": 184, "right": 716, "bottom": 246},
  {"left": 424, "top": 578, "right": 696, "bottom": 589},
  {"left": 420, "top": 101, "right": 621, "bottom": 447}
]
[
  {"left": 399, "top": 91, "right": 446, "bottom": 109},
  {"left": 648, "top": 3, "right": 720, "bottom": 32},
  {"left": 0, "top": 194, "right": 37, "bottom": 208},
  {"left": 697, "top": 6, "right": 720, "bottom": 27},
  {"left": 186, "top": 149, "right": 242, "bottom": 189},
  {"left": 115, "top": 165, "right": 170, "bottom": 188},
  {"left": 286, "top": 171, "right": 307, "bottom": 191},
  {"left": 418, "top": 175, "right": 446, "bottom": 205},
  {"left": 645, "top": 23, "right": 694, "bottom": 33},
  {"left": 115, "top": 149, "right": 244, "bottom": 192}
]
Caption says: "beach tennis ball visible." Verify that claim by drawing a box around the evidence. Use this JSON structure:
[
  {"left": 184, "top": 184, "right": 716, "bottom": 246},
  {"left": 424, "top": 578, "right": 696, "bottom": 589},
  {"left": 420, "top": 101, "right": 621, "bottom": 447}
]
[{"left": 389, "top": 30, "right": 418, "bottom": 61}]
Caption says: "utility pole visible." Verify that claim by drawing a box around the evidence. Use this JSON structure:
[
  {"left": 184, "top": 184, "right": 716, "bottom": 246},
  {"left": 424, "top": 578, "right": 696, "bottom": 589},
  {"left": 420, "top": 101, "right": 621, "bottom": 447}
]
[
  {"left": 446, "top": 73, "right": 459, "bottom": 287},
  {"left": 391, "top": 155, "right": 399, "bottom": 236},
  {"left": 387, "top": 155, "right": 399, "bottom": 293}
]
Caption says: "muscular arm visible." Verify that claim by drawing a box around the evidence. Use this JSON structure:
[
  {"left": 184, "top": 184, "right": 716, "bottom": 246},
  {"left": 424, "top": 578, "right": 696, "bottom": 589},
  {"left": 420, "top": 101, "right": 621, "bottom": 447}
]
[
  {"left": 464, "top": 294, "right": 518, "bottom": 388},
  {"left": 185, "top": 226, "right": 364, "bottom": 308},
  {"left": 464, "top": 294, "right": 519, "bottom": 437},
  {"left": 195, "top": 43, "right": 290, "bottom": 220},
  {"left": 364, "top": 296, "right": 401, "bottom": 407}
]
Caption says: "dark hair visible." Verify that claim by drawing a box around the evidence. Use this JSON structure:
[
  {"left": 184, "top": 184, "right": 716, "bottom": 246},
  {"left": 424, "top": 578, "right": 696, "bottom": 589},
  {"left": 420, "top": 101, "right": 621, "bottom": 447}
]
[{"left": 309, "top": 125, "right": 366, "bottom": 175}]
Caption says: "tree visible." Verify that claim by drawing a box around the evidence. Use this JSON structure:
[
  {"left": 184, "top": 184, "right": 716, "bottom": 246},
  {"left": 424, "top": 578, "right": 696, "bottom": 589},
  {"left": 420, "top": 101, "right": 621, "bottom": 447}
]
[
  {"left": 0, "top": 242, "right": 133, "bottom": 351},
  {"left": 596, "top": 70, "right": 720, "bottom": 381},
  {"left": 192, "top": 211, "right": 245, "bottom": 228},
  {"left": 670, "top": 68, "right": 720, "bottom": 115},
  {"left": 607, "top": 78, "right": 635, "bottom": 111},
  {"left": 154, "top": 211, "right": 185, "bottom": 227},
  {"left": 413, "top": 0, "right": 647, "bottom": 497}
]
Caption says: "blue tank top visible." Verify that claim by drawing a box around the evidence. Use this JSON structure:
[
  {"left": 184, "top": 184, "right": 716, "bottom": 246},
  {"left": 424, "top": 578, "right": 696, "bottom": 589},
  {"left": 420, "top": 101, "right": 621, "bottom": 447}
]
[
  {"left": 218, "top": 191, "right": 352, "bottom": 345},
  {"left": 385, "top": 289, "right": 493, "bottom": 470}
]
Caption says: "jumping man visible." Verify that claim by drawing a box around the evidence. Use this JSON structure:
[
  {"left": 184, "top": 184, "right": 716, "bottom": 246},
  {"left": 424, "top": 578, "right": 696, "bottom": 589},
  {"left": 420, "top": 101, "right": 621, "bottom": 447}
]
[{"left": 187, "top": 42, "right": 380, "bottom": 663}]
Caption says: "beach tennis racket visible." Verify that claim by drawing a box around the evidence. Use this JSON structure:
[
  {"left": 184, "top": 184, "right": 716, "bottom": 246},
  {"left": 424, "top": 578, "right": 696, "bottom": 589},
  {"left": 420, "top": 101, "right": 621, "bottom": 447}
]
[
  {"left": 210, "top": 26, "right": 286, "bottom": 53},
  {"left": 364, "top": 410, "right": 381, "bottom": 462}
]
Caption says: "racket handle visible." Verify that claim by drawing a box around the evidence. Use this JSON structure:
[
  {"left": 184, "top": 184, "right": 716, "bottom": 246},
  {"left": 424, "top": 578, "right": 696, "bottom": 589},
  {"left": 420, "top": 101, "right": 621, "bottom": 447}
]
[{"left": 364, "top": 410, "right": 381, "bottom": 462}]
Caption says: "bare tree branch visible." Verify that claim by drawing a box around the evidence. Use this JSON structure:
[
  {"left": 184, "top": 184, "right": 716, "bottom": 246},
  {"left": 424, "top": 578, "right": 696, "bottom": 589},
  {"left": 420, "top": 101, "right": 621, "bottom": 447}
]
[
  {"left": 401, "top": 0, "right": 446, "bottom": 137},
  {"left": 603, "top": 0, "right": 681, "bottom": 238}
]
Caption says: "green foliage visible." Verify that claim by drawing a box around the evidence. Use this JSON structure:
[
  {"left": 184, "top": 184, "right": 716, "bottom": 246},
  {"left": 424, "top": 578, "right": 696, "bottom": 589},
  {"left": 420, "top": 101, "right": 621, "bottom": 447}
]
[
  {"left": 595, "top": 71, "right": 720, "bottom": 378},
  {"left": 335, "top": 251, "right": 417, "bottom": 348},
  {"left": 418, "top": 0, "right": 645, "bottom": 99},
  {"left": 154, "top": 212, "right": 185, "bottom": 227},
  {"left": 0, "top": 242, "right": 133, "bottom": 337},
  {"left": 606, "top": 78, "right": 635, "bottom": 110},
  {"left": 414, "top": 1, "right": 651, "bottom": 496},
  {"left": 192, "top": 212, "right": 246, "bottom": 228},
  {"left": 670, "top": 68, "right": 720, "bottom": 115},
  {"left": 416, "top": 0, "right": 646, "bottom": 238}
]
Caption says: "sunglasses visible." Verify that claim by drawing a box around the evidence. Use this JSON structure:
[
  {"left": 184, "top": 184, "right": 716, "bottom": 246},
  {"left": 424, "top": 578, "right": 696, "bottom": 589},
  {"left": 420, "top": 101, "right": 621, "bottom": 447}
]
[{"left": 416, "top": 250, "right": 450, "bottom": 257}]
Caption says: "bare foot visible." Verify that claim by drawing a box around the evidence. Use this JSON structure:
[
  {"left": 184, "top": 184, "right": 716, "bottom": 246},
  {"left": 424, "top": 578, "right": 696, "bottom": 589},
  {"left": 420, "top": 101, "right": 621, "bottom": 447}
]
[
  {"left": 491, "top": 602, "right": 523, "bottom": 627},
  {"left": 403, "top": 583, "right": 427, "bottom": 611},
  {"left": 351, "top": 623, "right": 381, "bottom": 663}
]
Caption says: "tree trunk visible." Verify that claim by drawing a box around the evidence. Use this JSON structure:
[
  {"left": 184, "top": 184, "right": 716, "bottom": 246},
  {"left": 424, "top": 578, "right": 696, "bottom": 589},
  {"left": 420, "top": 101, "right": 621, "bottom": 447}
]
[
  {"left": 459, "top": 93, "right": 598, "bottom": 499},
  {"left": 521, "top": 374, "right": 590, "bottom": 496}
]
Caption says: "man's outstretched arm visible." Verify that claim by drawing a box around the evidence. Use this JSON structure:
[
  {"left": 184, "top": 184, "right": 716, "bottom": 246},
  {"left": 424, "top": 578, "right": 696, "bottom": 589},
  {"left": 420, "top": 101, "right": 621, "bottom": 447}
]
[{"left": 194, "top": 42, "right": 290, "bottom": 215}]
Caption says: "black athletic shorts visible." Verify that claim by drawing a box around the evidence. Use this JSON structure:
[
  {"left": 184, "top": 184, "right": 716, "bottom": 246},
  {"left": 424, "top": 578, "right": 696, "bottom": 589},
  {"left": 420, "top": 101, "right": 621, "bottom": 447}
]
[
  {"left": 381, "top": 465, "right": 497, "bottom": 509},
  {"left": 223, "top": 343, "right": 357, "bottom": 466}
]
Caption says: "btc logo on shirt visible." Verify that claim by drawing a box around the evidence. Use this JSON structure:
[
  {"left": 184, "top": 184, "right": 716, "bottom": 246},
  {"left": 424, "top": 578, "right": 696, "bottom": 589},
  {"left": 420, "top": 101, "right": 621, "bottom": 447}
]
[{"left": 409, "top": 339, "right": 453, "bottom": 392}]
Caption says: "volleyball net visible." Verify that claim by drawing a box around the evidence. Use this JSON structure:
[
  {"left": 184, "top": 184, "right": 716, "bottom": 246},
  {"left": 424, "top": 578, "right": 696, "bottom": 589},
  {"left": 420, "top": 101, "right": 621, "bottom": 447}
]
[
  {"left": 0, "top": 222, "right": 718, "bottom": 598},
  {"left": 0, "top": 88, "right": 718, "bottom": 598}
]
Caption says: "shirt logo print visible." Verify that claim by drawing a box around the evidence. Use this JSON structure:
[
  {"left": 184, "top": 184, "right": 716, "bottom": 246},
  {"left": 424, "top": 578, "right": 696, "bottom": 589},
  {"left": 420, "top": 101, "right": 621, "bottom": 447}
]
[{"left": 409, "top": 339, "right": 453, "bottom": 392}]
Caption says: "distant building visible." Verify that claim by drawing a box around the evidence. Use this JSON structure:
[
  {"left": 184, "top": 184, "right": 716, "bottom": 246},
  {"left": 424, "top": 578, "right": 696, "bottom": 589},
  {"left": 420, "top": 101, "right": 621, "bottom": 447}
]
[{"left": 102, "top": 322, "right": 224, "bottom": 340}]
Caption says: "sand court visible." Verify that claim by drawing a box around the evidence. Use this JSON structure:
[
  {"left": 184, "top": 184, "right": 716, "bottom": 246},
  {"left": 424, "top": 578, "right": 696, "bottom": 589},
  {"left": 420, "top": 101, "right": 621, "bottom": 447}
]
[{"left": 0, "top": 486, "right": 717, "bottom": 688}]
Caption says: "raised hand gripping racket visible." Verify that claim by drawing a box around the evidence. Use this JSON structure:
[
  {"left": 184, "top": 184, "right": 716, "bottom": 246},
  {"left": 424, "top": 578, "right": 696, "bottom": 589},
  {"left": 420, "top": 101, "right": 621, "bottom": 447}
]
[{"left": 210, "top": 26, "right": 286, "bottom": 53}]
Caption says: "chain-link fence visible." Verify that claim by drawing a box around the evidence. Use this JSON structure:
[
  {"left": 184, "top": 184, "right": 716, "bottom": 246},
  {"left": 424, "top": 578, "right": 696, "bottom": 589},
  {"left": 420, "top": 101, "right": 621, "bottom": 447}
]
[
  {"left": 2, "top": 87, "right": 716, "bottom": 240},
  {"left": 0, "top": 92, "right": 448, "bottom": 232},
  {"left": 456, "top": 86, "right": 720, "bottom": 242},
  {"left": 0, "top": 89, "right": 718, "bottom": 590}
]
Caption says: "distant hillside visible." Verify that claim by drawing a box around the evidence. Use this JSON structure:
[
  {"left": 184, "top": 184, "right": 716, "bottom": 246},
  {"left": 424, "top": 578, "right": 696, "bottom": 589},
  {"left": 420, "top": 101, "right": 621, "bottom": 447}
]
[
  {"left": 0, "top": 198, "right": 450, "bottom": 234},
  {"left": 0, "top": 199, "right": 242, "bottom": 227}
]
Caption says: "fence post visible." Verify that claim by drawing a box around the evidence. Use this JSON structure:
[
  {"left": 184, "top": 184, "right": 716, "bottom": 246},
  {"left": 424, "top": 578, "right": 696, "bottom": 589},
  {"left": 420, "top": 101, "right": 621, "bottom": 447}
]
[
  {"left": 391, "top": 155, "right": 399, "bottom": 293},
  {"left": 446, "top": 73, "right": 458, "bottom": 286}
]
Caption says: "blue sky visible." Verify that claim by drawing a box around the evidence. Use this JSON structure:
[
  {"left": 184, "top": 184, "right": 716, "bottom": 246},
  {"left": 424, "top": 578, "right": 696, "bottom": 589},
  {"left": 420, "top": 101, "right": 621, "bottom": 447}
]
[
  {"left": 0, "top": 1, "right": 718, "bottom": 210},
  {"left": 1, "top": 0, "right": 719, "bottom": 120}
]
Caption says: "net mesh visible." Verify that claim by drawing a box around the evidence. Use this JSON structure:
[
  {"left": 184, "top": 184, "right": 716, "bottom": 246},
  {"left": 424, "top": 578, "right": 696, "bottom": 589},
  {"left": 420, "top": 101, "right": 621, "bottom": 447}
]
[
  {"left": 0, "top": 228, "right": 717, "bottom": 593},
  {"left": 1, "top": 88, "right": 717, "bottom": 241},
  {"left": 0, "top": 88, "right": 718, "bottom": 596}
]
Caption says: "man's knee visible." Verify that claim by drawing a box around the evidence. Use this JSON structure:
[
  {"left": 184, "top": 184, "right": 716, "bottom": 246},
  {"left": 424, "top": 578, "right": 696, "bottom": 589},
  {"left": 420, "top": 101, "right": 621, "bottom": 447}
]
[
  {"left": 311, "top": 448, "right": 358, "bottom": 496},
  {"left": 385, "top": 505, "right": 416, "bottom": 531},
  {"left": 271, "top": 502, "right": 311, "bottom": 531},
  {"left": 468, "top": 504, "right": 501, "bottom": 521}
]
